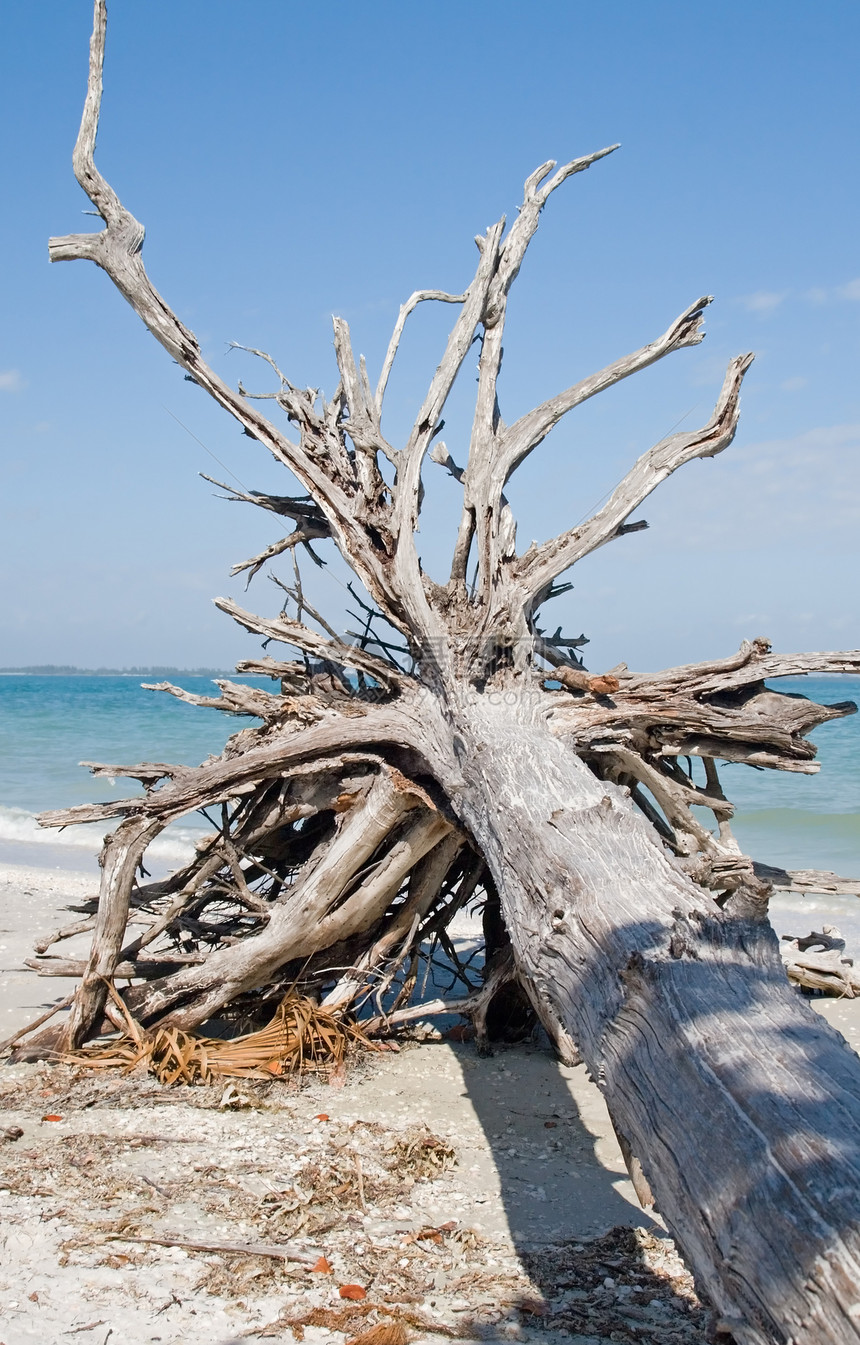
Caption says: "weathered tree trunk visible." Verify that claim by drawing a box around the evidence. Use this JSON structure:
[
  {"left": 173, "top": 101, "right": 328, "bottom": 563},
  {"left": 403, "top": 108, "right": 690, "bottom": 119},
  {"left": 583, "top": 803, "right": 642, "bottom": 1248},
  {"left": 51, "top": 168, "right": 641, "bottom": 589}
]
[
  {"left": 16, "top": 5, "right": 860, "bottom": 1340},
  {"left": 437, "top": 692, "right": 860, "bottom": 1343}
]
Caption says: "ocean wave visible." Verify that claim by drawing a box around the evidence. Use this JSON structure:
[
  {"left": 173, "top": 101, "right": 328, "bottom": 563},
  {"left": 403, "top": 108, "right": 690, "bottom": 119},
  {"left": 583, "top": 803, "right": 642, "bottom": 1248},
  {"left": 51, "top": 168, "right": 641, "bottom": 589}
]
[{"left": 0, "top": 804, "right": 207, "bottom": 865}]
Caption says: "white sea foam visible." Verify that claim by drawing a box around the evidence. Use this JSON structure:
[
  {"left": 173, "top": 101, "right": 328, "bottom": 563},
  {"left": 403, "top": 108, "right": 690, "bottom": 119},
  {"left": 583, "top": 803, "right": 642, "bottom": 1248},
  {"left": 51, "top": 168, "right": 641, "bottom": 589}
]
[{"left": 0, "top": 804, "right": 205, "bottom": 865}]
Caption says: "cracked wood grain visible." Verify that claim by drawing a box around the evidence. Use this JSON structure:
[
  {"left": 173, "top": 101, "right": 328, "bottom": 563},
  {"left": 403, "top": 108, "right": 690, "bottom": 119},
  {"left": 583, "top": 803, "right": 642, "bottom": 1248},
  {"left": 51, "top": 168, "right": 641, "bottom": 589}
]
[{"left": 29, "top": 7, "right": 860, "bottom": 1339}]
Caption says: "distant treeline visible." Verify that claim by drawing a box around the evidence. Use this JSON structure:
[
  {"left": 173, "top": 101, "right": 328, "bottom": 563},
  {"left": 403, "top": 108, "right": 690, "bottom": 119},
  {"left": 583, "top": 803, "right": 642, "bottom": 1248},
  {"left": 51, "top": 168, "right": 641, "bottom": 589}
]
[{"left": 0, "top": 665, "right": 234, "bottom": 677}]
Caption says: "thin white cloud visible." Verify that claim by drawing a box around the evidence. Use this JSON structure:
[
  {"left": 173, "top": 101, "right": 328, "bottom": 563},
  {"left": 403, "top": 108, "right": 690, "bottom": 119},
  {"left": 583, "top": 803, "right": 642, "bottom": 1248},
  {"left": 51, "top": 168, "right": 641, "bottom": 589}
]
[
  {"left": 739, "top": 291, "right": 786, "bottom": 314},
  {"left": 780, "top": 377, "right": 808, "bottom": 392},
  {"left": 644, "top": 423, "right": 860, "bottom": 551},
  {"left": 0, "top": 369, "right": 23, "bottom": 392},
  {"left": 737, "top": 280, "right": 860, "bottom": 309},
  {"left": 803, "top": 279, "right": 860, "bottom": 305}
]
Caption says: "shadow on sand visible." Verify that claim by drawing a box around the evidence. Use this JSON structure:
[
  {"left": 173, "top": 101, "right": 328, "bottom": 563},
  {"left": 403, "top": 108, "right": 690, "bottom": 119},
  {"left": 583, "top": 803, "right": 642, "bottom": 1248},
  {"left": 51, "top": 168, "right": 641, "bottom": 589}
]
[{"left": 451, "top": 1037, "right": 711, "bottom": 1341}]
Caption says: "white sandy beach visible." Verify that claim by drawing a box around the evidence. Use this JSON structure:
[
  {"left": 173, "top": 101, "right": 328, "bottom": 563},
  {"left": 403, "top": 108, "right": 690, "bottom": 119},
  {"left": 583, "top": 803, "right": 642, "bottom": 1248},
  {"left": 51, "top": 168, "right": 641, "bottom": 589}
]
[{"left": 1, "top": 857, "right": 859, "bottom": 1344}]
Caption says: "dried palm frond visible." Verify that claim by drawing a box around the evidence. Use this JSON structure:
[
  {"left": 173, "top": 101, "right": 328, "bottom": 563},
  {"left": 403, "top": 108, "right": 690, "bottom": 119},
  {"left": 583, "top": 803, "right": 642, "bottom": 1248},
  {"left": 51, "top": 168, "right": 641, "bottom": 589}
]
[
  {"left": 266, "top": 1301, "right": 444, "bottom": 1342},
  {"left": 65, "top": 983, "right": 376, "bottom": 1085},
  {"left": 346, "top": 1323, "right": 409, "bottom": 1345}
]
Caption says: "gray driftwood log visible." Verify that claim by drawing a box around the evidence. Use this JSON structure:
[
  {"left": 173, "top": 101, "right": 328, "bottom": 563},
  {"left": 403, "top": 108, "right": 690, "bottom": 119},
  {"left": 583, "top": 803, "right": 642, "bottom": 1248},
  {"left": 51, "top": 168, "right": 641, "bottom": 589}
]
[{"left": 19, "top": 3, "right": 860, "bottom": 1340}]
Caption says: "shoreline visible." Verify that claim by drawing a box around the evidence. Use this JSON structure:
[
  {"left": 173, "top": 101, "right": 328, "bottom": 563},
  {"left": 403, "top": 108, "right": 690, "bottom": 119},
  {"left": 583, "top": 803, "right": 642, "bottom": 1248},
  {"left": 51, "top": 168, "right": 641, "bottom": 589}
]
[
  {"left": 0, "top": 670, "right": 239, "bottom": 677},
  {"left": 0, "top": 859, "right": 97, "bottom": 1045},
  {"left": 3, "top": 852, "right": 860, "bottom": 1050}
]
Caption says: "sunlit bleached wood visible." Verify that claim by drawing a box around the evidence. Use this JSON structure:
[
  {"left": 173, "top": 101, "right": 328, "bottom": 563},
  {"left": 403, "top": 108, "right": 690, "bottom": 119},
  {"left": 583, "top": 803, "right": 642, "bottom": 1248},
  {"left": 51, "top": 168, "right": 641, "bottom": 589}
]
[
  {"left": 389, "top": 219, "right": 506, "bottom": 641},
  {"left": 122, "top": 768, "right": 453, "bottom": 1031},
  {"left": 499, "top": 294, "right": 711, "bottom": 485},
  {"left": 26, "top": 6, "right": 860, "bottom": 1340},
  {"left": 516, "top": 353, "right": 753, "bottom": 602},
  {"left": 331, "top": 316, "right": 397, "bottom": 475},
  {"left": 214, "top": 596, "right": 406, "bottom": 689},
  {"left": 47, "top": 1, "right": 397, "bottom": 621},
  {"left": 375, "top": 288, "right": 468, "bottom": 411},
  {"left": 779, "top": 927, "right": 860, "bottom": 996},
  {"left": 760, "top": 866, "right": 860, "bottom": 897},
  {"left": 446, "top": 150, "right": 619, "bottom": 597}
]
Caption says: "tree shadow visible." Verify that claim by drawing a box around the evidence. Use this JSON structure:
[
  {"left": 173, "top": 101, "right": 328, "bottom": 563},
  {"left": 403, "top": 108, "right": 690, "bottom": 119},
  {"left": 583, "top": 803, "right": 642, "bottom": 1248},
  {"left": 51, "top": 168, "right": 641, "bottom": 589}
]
[
  {"left": 465, "top": 907, "right": 860, "bottom": 1342},
  {"left": 455, "top": 1037, "right": 641, "bottom": 1244},
  {"left": 451, "top": 1037, "right": 714, "bottom": 1340}
]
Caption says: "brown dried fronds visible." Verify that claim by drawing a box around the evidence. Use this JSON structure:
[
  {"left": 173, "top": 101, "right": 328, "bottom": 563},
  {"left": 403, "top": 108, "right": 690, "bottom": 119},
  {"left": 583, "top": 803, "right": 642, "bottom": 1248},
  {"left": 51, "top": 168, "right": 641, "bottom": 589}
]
[
  {"left": 346, "top": 1323, "right": 409, "bottom": 1345},
  {"left": 384, "top": 1124, "right": 457, "bottom": 1180},
  {"left": 264, "top": 1301, "right": 453, "bottom": 1342},
  {"left": 65, "top": 987, "right": 376, "bottom": 1085}
]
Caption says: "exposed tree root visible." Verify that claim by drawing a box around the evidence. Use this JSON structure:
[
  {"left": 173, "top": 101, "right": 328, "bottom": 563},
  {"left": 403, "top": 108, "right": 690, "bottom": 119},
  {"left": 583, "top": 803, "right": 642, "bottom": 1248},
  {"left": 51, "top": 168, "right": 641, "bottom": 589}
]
[
  {"left": 24, "top": 5, "right": 860, "bottom": 1336},
  {"left": 16, "top": 642, "right": 860, "bottom": 1067}
]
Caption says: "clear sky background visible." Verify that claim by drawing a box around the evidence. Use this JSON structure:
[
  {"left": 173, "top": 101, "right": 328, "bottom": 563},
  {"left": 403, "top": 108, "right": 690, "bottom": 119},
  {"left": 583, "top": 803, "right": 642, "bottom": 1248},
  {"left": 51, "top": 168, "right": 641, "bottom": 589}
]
[{"left": 1, "top": 1, "right": 858, "bottom": 673}]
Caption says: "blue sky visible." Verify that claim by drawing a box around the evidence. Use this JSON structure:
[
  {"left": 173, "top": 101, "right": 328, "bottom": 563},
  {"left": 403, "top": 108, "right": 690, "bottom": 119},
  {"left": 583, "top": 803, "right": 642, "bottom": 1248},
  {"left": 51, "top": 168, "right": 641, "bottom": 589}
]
[{"left": 1, "top": 1, "right": 858, "bottom": 672}]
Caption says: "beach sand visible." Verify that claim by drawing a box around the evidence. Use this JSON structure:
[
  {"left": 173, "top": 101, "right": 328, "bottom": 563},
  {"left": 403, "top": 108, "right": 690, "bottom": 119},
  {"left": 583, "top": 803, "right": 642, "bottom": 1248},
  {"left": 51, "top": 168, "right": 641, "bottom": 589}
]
[{"left": 1, "top": 859, "right": 859, "bottom": 1344}]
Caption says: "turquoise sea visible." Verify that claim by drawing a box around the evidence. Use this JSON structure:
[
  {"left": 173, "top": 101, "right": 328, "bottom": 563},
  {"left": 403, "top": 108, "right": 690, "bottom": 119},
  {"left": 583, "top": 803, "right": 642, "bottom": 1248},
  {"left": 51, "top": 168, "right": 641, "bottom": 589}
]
[
  {"left": 1, "top": 672, "right": 859, "bottom": 942},
  {"left": 0, "top": 674, "right": 274, "bottom": 873}
]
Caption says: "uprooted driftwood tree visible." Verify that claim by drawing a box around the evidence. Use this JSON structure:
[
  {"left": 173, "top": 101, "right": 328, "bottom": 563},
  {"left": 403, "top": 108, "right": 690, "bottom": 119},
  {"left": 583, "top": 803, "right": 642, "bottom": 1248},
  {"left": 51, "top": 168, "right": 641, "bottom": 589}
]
[{"left": 18, "top": 2, "right": 860, "bottom": 1340}]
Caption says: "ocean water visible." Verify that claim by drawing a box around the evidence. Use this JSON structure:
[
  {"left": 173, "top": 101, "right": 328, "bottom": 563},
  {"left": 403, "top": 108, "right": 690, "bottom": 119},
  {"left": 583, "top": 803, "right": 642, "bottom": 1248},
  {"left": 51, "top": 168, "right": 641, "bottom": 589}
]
[
  {"left": 1, "top": 672, "right": 859, "bottom": 941},
  {"left": 701, "top": 674, "right": 860, "bottom": 950},
  {"left": 0, "top": 674, "right": 273, "bottom": 872},
  {"left": 713, "top": 676, "right": 860, "bottom": 871}
]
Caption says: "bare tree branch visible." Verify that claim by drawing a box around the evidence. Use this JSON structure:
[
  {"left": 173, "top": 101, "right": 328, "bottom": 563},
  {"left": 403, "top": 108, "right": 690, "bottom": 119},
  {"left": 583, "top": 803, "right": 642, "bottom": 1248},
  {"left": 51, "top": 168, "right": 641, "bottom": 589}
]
[
  {"left": 517, "top": 352, "right": 753, "bottom": 600},
  {"left": 390, "top": 220, "right": 507, "bottom": 634},
  {"left": 450, "top": 147, "right": 619, "bottom": 595},
  {"left": 375, "top": 289, "right": 467, "bottom": 410},
  {"left": 141, "top": 678, "right": 289, "bottom": 722},
  {"left": 48, "top": 0, "right": 396, "bottom": 617},
  {"left": 497, "top": 297, "right": 710, "bottom": 497},
  {"left": 593, "top": 744, "right": 728, "bottom": 855},
  {"left": 201, "top": 475, "right": 330, "bottom": 531},
  {"left": 498, "top": 294, "right": 713, "bottom": 489},
  {"left": 37, "top": 742, "right": 400, "bottom": 833},
  {"left": 229, "top": 531, "right": 318, "bottom": 583},
  {"left": 621, "top": 639, "right": 860, "bottom": 696},
  {"left": 391, "top": 152, "right": 619, "bottom": 613},
  {"left": 331, "top": 316, "right": 398, "bottom": 471},
  {"left": 229, "top": 341, "right": 293, "bottom": 389},
  {"left": 214, "top": 596, "right": 406, "bottom": 689},
  {"left": 548, "top": 637, "right": 858, "bottom": 778},
  {"left": 495, "top": 150, "right": 620, "bottom": 296},
  {"left": 201, "top": 475, "right": 331, "bottom": 583}
]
